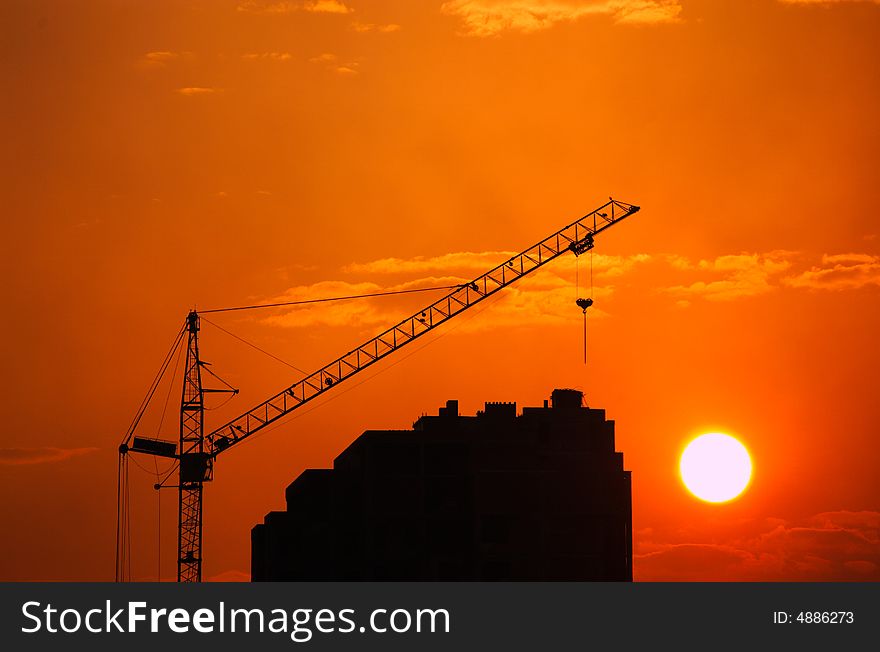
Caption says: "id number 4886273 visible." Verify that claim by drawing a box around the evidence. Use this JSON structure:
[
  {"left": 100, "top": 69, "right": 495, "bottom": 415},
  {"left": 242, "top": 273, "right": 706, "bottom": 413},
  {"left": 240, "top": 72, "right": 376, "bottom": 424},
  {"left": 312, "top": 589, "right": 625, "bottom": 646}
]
[{"left": 773, "top": 611, "right": 854, "bottom": 624}]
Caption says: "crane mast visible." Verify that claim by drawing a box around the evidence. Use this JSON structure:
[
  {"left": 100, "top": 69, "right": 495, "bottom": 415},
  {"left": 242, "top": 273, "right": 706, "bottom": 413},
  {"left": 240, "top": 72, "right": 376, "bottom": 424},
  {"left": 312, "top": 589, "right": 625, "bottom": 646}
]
[
  {"left": 178, "top": 311, "right": 208, "bottom": 582},
  {"left": 119, "top": 198, "right": 640, "bottom": 582}
]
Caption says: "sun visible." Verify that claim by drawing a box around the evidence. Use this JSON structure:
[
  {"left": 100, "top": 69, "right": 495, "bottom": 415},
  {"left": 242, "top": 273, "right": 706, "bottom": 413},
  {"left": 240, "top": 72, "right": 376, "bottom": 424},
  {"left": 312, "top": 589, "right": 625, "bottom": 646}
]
[{"left": 680, "top": 433, "right": 752, "bottom": 503}]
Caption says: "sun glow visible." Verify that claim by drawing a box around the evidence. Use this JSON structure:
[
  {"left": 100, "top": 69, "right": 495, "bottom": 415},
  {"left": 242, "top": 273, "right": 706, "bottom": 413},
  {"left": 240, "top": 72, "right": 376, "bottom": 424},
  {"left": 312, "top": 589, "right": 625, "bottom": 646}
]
[{"left": 680, "top": 433, "right": 752, "bottom": 503}]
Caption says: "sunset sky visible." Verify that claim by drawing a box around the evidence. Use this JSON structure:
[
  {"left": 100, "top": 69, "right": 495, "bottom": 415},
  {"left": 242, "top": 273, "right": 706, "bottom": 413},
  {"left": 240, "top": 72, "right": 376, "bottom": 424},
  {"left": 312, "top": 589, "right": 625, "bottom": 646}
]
[{"left": 2, "top": 0, "right": 879, "bottom": 582}]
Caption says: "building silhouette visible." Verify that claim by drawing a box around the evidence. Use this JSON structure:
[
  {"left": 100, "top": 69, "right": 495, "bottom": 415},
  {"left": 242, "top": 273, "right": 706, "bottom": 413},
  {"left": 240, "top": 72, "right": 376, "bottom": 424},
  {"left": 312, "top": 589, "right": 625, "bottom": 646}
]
[{"left": 251, "top": 389, "right": 632, "bottom": 581}]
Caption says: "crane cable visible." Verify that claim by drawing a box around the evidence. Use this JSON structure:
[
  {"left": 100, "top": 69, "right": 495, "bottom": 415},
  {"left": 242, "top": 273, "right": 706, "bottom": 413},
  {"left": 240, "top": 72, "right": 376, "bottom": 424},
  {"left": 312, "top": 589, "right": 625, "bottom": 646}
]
[
  {"left": 575, "top": 253, "right": 593, "bottom": 365},
  {"left": 201, "top": 316, "right": 308, "bottom": 375},
  {"left": 117, "top": 322, "right": 186, "bottom": 582},
  {"left": 199, "top": 284, "right": 468, "bottom": 378},
  {"left": 585, "top": 250, "right": 593, "bottom": 365},
  {"left": 115, "top": 451, "right": 132, "bottom": 582},
  {"left": 199, "top": 283, "right": 474, "bottom": 379},
  {"left": 152, "top": 337, "right": 185, "bottom": 581},
  {"left": 199, "top": 284, "right": 466, "bottom": 314},
  {"left": 120, "top": 323, "right": 186, "bottom": 449}
]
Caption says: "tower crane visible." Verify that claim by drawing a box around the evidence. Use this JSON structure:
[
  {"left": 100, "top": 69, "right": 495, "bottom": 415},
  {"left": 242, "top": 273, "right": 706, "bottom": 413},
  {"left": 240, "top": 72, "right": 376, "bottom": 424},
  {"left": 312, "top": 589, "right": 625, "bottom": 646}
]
[{"left": 116, "top": 198, "right": 640, "bottom": 582}]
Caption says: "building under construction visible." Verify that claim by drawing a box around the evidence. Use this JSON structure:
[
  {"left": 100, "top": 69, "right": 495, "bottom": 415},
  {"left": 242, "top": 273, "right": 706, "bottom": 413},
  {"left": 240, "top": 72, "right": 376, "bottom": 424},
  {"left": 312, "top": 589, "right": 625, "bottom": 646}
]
[{"left": 252, "top": 389, "right": 632, "bottom": 581}]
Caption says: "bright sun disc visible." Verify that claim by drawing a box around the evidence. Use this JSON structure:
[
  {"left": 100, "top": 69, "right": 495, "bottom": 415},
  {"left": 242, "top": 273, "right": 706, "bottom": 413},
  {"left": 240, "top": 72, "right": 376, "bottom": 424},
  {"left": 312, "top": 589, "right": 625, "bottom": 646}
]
[{"left": 680, "top": 433, "right": 752, "bottom": 503}]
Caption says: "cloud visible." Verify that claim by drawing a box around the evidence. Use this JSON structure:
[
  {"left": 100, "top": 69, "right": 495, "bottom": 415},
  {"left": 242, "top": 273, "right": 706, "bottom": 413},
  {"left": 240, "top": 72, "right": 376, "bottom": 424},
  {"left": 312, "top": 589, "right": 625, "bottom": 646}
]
[
  {"left": 144, "top": 51, "right": 178, "bottom": 63},
  {"left": 237, "top": 0, "right": 353, "bottom": 13},
  {"left": 139, "top": 51, "right": 185, "bottom": 68},
  {"left": 0, "top": 447, "right": 99, "bottom": 466},
  {"left": 810, "top": 510, "right": 880, "bottom": 534},
  {"left": 662, "top": 251, "right": 880, "bottom": 302},
  {"left": 136, "top": 51, "right": 196, "bottom": 71},
  {"left": 303, "top": 0, "right": 353, "bottom": 12},
  {"left": 440, "top": 0, "right": 682, "bottom": 36},
  {"left": 263, "top": 277, "right": 614, "bottom": 331},
  {"left": 177, "top": 87, "right": 218, "bottom": 96},
  {"left": 454, "top": 273, "right": 617, "bottom": 330},
  {"left": 663, "top": 252, "right": 794, "bottom": 302},
  {"left": 344, "top": 251, "right": 519, "bottom": 275},
  {"left": 351, "top": 22, "right": 402, "bottom": 32},
  {"left": 309, "top": 53, "right": 360, "bottom": 75},
  {"left": 255, "top": 248, "right": 880, "bottom": 331},
  {"left": 237, "top": 1, "right": 298, "bottom": 13},
  {"left": 262, "top": 279, "right": 463, "bottom": 329},
  {"left": 782, "top": 253, "right": 880, "bottom": 291},
  {"left": 343, "top": 250, "right": 649, "bottom": 278},
  {"left": 262, "top": 252, "right": 649, "bottom": 331},
  {"left": 778, "top": 0, "right": 880, "bottom": 5},
  {"left": 664, "top": 254, "right": 694, "bottom": 271},
  {"left": 242, "top": 52, "right": 293, "bottom": 61},
  {"left": 635, "top": 510, "right": 880, "bottom": 580}
]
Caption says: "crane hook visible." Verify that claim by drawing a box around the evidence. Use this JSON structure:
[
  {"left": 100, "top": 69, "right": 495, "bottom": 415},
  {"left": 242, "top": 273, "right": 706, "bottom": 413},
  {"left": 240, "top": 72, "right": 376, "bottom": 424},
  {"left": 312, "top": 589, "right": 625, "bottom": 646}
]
[
  {"left": 576, "top": 297, "right": 593, "bottom": 312},
  {"left": 575, "top": 298, "right": 593, "bottom": 365}
]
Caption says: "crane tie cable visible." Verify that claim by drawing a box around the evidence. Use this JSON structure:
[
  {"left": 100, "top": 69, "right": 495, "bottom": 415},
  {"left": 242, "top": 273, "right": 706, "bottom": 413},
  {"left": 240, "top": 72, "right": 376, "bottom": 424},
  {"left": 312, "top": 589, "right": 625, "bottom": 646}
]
[
  {"left": 201, "top": 316, "right": 308, "bottom": 375},
  {"left": 199, "top": 284, "right": 466, "bottom": 314},
  {"left": 199, "top": 284, "right": 469, "bottom": 377}
]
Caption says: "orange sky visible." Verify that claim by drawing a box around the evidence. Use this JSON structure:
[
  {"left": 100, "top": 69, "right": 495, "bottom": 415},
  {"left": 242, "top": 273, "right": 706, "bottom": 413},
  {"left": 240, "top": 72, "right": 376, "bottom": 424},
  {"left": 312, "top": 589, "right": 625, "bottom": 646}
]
[{"left": 1, "top": 0, "right": 879, "bottom": 581}]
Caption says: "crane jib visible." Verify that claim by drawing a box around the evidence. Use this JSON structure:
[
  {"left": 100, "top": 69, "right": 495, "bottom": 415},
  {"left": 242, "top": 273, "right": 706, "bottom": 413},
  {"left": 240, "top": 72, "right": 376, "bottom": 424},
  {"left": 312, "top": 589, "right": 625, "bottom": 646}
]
[{"left": 208, "top": 199, "right": 639, "bottom": 456}]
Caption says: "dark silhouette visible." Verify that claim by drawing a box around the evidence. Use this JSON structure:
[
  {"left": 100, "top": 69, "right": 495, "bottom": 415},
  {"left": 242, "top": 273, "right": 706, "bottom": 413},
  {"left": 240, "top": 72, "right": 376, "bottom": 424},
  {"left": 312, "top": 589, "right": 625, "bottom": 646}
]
[{"left": 252, "top": 389, "right": 632, "bottom": 581}]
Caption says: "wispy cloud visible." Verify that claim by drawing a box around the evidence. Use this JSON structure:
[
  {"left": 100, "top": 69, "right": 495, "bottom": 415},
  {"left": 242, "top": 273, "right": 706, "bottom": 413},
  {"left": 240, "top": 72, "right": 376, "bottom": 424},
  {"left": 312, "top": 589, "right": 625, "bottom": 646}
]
[
  {"left": 663, "top": 252, "right": 794, "bottom": 302},
  {"left": 344, "top": 250, "right": 649, "bottom": 277},
  {"left": 636, "top": 510, "right": 880, "bottom": 581},
  {"left": 440, "top": 0, "right": 682, "bottom": 36},
  {"left": 237, "top": 1, "right": 298, "bottom": 13},
  {"left": 242, "top": 52, "right": 293, "bottom": 61},
  {"left": 137, "top": 51, "right": 196, "bottom": 70},
  {"left": 263, "top": 252, "right": 649, "bottom": 331},
  {"left": 778, "top": 0, "right": 880, "bottom": 6},
  {"left": 262, "top": 277, "right": 617, "bottom": 331},
  {"left": 351, "top": 21, "right": 402, "bottom": 33},
  {"left": 303, "top": 0, "right": 353, "bottom": 13},
  {"left": 0, "top": 447, "right": 99, "bottom": 466},
  {"left": 245, "top": 248, "right": 880, "bottom": 332},
  {"left": 263, "top": 279, "right": 464, "bottom": 329},
  {"left": 177, "top": 87, "right": 218, "bottom": 96},
  {"left": 140, "top": 51, "right": 182, "bottom": 68},
  {"left": 344, "top": 251, "right": 518, "bottom": 275},
  {"left": 661, "top": 250, "right": 880, "bottom": 303},
  {"left": 782, "top": 253, "right": 880, "bottom": 291},
  {"left": 308, "top": 53, "right": 360, "bottom": 75},
  {"left": 237, "top": 0, "right": 353, "bottom": 13}
]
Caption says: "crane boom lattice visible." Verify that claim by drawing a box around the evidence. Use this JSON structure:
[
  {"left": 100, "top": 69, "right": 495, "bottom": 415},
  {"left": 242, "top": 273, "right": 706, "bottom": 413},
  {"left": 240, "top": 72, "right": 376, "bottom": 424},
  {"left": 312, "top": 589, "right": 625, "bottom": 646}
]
[{"left": 208, "top": 198, "right": 639, "bottom": 455}]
